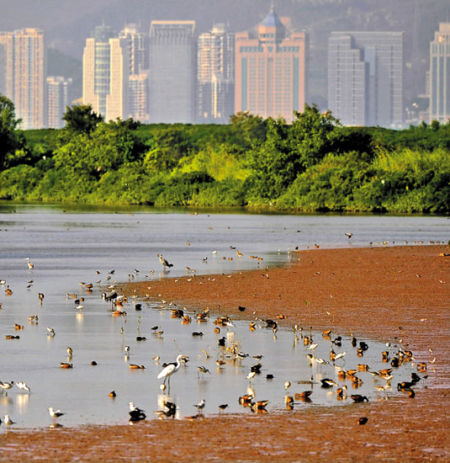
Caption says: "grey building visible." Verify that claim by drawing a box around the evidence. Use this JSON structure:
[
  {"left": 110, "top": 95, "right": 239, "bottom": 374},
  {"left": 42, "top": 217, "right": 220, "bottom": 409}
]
[
  {"left": 149, "top": 20, "right": 196, "bottom": 123},
  {"left": 328, "top": 31, "right": 404, "bottom": 128},
  {"left": 429, "top": 23, "right": 450, "bottom": 123},
  {"left": 197, "top": 23, "right": 234, "bottom": 123},
  {"left": 47, "top": 76, "right": 72, "bottom": 128}
]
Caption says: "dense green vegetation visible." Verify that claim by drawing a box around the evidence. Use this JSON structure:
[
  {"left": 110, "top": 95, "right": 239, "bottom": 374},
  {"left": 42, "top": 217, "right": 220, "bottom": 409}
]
[{"left": 1, "top": 99, "right": 449, "bottom": 214}]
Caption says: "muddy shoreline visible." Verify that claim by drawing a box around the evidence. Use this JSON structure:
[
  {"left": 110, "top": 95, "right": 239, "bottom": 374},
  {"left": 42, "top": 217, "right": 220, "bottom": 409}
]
[{"left": 1, "top": 245, "right": 449, "bottom": 462}]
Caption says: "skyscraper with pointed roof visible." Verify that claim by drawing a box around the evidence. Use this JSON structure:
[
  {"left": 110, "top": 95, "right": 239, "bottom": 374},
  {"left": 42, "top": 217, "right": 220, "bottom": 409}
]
[{"left": 234, "top": 7, "right": 307, "bottom": 122}]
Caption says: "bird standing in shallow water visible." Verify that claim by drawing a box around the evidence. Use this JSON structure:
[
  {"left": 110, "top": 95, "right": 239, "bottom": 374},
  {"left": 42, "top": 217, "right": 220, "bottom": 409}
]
[
  {"left": 194, "top": 399, "right": 205, "bottom": 414},
  {"left": 157, "top": 254, "right": 173, "bottom": 270},
  {"left": 129, "top": 402, "right": 146, "bottom": 422},
  {"left": 16, "top": 382, "right": 31, "bottom": 393},
  {"left": 48, "top": 407, "right": 65, "bottom": 422},
  {"left": 157, "top": 354, "right": 185, "bottom": 390}
]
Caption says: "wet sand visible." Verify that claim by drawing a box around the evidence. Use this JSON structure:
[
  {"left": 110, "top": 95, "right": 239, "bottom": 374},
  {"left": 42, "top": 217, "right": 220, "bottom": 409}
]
[{"left": 1, "top": 245, "right": 449, "bottom": 462}]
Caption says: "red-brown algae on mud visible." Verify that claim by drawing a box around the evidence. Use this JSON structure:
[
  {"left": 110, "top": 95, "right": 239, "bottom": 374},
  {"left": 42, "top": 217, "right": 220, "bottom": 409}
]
[{"left": 0, "top": 245, "right": 449, "bottom": 462}]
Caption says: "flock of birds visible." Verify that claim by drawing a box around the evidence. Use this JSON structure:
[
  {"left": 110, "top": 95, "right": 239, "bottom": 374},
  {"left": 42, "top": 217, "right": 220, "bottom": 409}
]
[{"left": 0, "top": 240, "right": 434, "bottom": 428}]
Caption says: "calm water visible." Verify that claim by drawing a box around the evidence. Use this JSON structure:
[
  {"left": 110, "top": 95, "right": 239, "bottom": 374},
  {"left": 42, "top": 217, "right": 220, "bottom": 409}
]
[{"left": 0, "top": 204, "right": 448, "bottom": 429}]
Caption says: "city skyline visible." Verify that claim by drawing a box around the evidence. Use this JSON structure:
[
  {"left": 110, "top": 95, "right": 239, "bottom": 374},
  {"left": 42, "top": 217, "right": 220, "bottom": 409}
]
[{"left": 0, "top": 4, "right": 449, "bottom": 128}]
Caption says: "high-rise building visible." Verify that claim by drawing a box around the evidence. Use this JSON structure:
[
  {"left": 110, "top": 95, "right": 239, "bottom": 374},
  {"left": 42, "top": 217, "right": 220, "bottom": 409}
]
[
  {"left": 0, "top": 31, "right": 14, "bottom": 100},
  {"left": 429, "top": 23, "right": 450, "bottom": 123},
  {"left": 82, "top": 25, "right": 129, "bottom": 121},
  {"left": 128, "top": 73, "right": 149, "bottom": 122},
  {"left": 149, "top": 20, "right": 196, "bottom": 123},
  {"left": 328, "top": 31, "right": 404, "bottom": 128},
  {"left": 8, "top": 28, "right": 46, "bottom": 129},
  {"left": 47, "top": 76, "right": 72, "bottom": 128},
  {"left": 234, "top": 7, "right": 307, "bottom": 123},
  {"left": 106, "top": 37, "right": 129, "bottom": 122},
  {"left": 197, "top": 23, "right": 234, "bottom": 123},
  {"left": 119, "top": 24, "right": 148, "bottom": 75},
  {"left": 119, "top": 24, "right": 149, "bottom": 123}
]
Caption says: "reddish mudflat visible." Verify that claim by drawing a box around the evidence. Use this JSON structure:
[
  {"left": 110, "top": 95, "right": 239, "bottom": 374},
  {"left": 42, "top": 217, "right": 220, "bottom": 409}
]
[{"left": 1, "top": 245, "right": 449, "bottom": 462}]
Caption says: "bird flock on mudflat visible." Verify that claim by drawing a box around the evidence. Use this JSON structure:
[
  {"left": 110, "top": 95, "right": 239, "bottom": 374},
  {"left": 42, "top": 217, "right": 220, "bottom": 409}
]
[{"left": 0, "top": 238, "right": 441, "bottom": 428}]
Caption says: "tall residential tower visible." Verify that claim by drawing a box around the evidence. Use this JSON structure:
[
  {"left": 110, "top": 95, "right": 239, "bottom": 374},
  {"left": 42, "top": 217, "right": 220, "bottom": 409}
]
[
  {"left": 0, "top": 28, "right": 46, "bottom": 129},
  {"left": 429, "top": 23, "right": 450, "bottom": 123},
  {"left": 234, "top": 7, "right": 307, "bottom": 123},
  {"left": 328, "top": 31, "right": 404, "bottom": 127},
  {"left": 149, "top": 20, "right": 196, "bottom": 123},
  {"left": 197, "top": 23, "right": 234, "bottom": 123}
]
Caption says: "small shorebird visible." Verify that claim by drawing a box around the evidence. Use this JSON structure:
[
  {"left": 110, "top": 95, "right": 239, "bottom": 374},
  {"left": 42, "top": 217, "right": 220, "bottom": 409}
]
[
  {"left": 0, "top": 381, "right": 14, "bottom": 394},
  {"left": 48, "top": 407, "right": 65, "bottom": 419},
  {"left": 16, "top": 382, "right": 31, "bottom": 393},
  {"left": 194, "top": 399, "right": 205, "bottom": 414},
  {"left": 157, "top": 254, "right": 173, "bottom": 270},
  {"left": 47, "top": 327, "right": 55, "bottom": 337},
  {"left": 4, "top": 415, "right": 14, "bottom": 425}
]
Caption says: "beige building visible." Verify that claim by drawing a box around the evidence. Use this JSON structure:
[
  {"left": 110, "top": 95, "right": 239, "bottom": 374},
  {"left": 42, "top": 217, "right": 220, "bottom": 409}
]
[
  {"left": 234, "top": 7, "right": 307, "bottom": 123},
  {"left": 106, "top": 37, "right": 129, "bottom": 121},
  {"left": 83, "top": 25, "right": 129, "bottom": 121},
  {"left": 0, "top": 31, "right": 14, "bottom": 100},
  {"left": 429, "top": 23, "right": 450, "bottom": 123},
  {"left": 1, "top": 28, "right": 46, "bottom": 129}
]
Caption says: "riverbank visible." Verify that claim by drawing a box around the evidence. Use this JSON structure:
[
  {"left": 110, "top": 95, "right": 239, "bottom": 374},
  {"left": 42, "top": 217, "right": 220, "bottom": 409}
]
[{"left": 1, "top": 245, "right": 449, "bottom": 462}]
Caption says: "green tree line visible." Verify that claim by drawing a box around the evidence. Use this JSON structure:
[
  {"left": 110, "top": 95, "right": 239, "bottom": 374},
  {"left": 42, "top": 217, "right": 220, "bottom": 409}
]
[{"left": 1, "top": 96, "right": 449, "bottom": 214}]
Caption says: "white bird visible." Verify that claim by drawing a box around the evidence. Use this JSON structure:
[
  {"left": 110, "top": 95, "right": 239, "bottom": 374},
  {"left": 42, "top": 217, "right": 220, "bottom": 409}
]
[
  {"left": 307, "top": 343, "right": 318, "bottom": 350},
  {"left": 48, "top": 407, "right": 64, "bottom": 419},
  {"left": 334, "top": 352, "right": 346, "bottom": 360},
  {"left": 16, "top": 382, "right": 31, "bottom": 393},
  {"left": 194, "top": 399, "right": 205, "bottom": 413},
  {"left": 157, "top": 354, "right": 184, "bottom": 388},
  {"left": 4, "top": 415, "right": 14, "bottom": 425},
  {"left": 247, "top": 371, "right": 256, "bottom": 381}
]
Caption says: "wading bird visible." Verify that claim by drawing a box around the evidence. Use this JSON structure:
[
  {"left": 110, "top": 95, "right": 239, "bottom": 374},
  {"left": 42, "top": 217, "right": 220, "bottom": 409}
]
[
  {"left": 157, "top": 354, "right": 185, "bottom": 389},
  {"left": 157, "top": 254, "right": 173, "bottom": 270}
]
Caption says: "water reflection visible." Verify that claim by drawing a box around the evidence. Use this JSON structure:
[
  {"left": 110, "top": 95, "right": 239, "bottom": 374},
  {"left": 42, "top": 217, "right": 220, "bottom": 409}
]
[{"left": 0, "top": 208, "right": 445, "bottom": 428}]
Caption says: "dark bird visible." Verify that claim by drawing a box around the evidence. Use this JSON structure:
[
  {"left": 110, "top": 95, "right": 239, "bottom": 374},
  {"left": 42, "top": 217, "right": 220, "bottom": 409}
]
[
  {"left": 321, "top": 378, "right": 336, "bottom": 388},
  {"left": 218, "top": 404, "right": 228, "bottom": 411},
  {"left": 129, "top": 402, "right": 146, "bottom": 422},
  {"left": 351, "top": 394, "right": 369, "bottom": 403},
  {"left": 358, "top": 417, "right": 368, "bottom": 425}
]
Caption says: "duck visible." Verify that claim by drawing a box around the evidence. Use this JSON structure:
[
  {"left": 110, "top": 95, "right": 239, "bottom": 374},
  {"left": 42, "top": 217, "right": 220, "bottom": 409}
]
[
  {"left": 350, "top": 394, "right": 369, "bottom": 403},
  {"left": 294, "top": 391, "right": 312, "bottom": 402}
]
